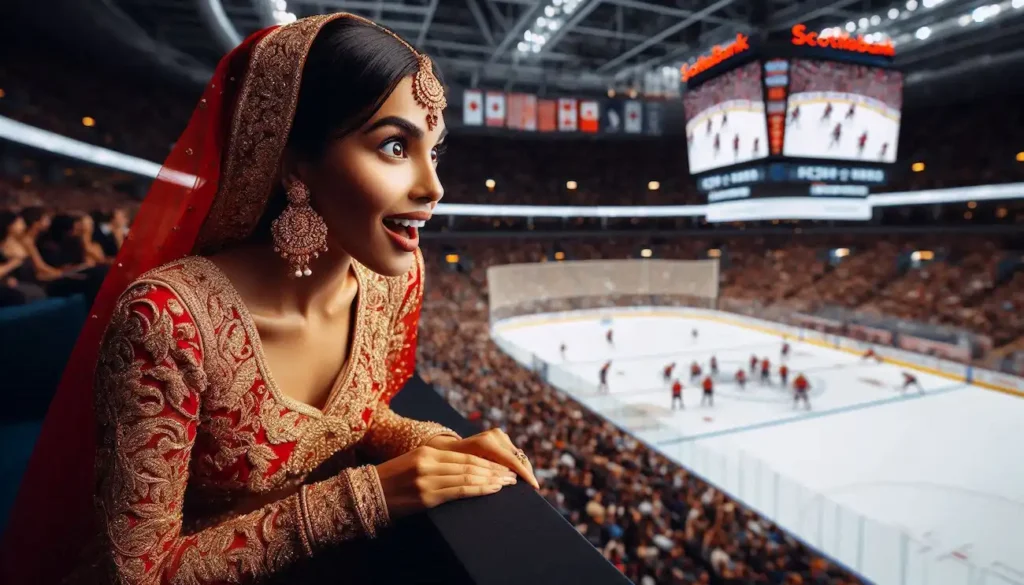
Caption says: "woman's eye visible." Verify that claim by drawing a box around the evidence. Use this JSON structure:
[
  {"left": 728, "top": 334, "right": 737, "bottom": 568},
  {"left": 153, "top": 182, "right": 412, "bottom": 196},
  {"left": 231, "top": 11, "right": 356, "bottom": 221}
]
[
  {"left": 380, "top": 139, "right": 405, "bottom": 158},
  {"left": 430, "top": 147, "right": 438, "bottom": 163}
]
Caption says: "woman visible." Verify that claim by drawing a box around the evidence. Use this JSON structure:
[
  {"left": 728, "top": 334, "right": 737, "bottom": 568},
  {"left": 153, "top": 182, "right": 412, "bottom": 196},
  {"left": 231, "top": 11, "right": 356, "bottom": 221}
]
[
  {"left": 1, "top": 13, "right": 538, "bottom": 585},
  {"left": 0, "top": 210, "right": 48, "bottom": 304}
]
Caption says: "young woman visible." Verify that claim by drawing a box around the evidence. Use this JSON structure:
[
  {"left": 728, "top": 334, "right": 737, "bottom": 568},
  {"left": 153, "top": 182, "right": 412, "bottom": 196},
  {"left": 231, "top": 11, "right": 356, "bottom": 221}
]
[{"left": 1, "top": 14, "right": 537, "bottom": 585}]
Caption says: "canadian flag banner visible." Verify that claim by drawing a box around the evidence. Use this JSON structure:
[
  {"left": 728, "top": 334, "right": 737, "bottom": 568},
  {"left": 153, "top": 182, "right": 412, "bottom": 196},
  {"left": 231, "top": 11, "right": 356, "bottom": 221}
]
[
  {"left": 624, "top": 100, "right": 643, "bottom": 133},
  {"left": 485, "top": 92, "right": 506, "bottom": 127},
  {"left": 463, "top": 90, "right": 483, "bottom": 126},
  {"left": 579, "top": 100, "right": 599, "bottom": 133},
  {"left": 557, "top": 98, "right": 578, "bottom": 132}
]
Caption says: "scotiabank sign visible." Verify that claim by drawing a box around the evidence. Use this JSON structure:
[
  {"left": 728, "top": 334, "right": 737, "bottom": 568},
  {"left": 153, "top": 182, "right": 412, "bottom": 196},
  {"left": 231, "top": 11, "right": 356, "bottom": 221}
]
[
  {"left": 791, "top": 24, "right": 895, "bottom": 57},
  {"left": 680, "top": 33, "right": 750, "bottom": 82}
]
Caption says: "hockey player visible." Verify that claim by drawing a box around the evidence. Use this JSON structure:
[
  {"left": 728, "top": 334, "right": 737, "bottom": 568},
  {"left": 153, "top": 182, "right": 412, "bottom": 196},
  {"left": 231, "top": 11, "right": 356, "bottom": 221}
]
[
  {"left": 663, "top": 362, "right": 677, "bottom": 383},
  {"left": 690, "top": 361, "right": 703, "bottom": 382},
  {"left": 779, "top": 363, "right": 789, "bottom": 387},
  {"left": 701, "top": 375, "right": 714, "bottom": 407},
  {"left": 901, "top": 372, "right": 924, "bottom": 394},
  {"left": 735, "top": 368, "right": 747, "bottom": 390},
  {"left": 760, "top": 357, "right": 771, "bottom": 384},
  {"left": 793, "top": 373, "right": 811, "bottom": 410},
  {"left": 710, "top": 355, "right": 719, "bottom": 377},
  {"left": 671, "top": 379, "right": 684, "bottom": 410},
  {"left": 598, "top": 360, "right": 611, "bottom": 393}
]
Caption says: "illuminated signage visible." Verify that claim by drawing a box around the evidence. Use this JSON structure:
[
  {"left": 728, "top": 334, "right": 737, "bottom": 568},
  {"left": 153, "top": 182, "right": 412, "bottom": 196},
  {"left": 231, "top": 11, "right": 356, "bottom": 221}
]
[
  {"left": 791, "top": 24, "right": 895, "bottom": 57},
  {"left": 680, "top": 33, "right": 751, "bottom": 82}
]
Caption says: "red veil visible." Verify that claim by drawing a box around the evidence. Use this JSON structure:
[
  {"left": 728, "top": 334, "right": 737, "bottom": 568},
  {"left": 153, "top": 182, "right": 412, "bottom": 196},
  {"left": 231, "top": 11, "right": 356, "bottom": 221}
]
[{"left": 0, "top": 14, "right": 355, "bottom": 584}]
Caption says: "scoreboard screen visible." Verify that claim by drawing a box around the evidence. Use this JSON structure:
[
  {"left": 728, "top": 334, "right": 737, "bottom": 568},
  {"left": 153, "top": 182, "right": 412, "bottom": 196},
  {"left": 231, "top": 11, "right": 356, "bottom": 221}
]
[
  {"left": 783, "top": 60, "right": 903, "bottom": 163},
  {"left": 684, "top": 61, "right": 769, "bottom": 174}
]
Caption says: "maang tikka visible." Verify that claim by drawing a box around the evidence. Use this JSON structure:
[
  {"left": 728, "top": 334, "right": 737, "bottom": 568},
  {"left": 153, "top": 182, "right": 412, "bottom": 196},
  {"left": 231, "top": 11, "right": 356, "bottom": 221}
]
[{"left": 272, "top": 182, "right": 328, "bottom": 278}]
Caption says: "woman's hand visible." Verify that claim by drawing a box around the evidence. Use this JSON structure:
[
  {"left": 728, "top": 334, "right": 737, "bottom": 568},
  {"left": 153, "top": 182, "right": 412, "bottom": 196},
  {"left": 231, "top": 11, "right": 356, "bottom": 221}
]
[
  {"left": 375, "top": 445, "right": 518, "bottom": 521},
  {"left": 427, "top": 429, "right": 540, "bottom": 489}
]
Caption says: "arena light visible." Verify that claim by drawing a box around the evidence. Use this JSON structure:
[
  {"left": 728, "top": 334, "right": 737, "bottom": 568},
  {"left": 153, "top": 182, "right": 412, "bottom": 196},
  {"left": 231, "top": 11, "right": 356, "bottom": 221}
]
[
  {"left": 648, "top": 180, "right": 660, "bottom": 191},
  {"left": 907, "top": 0, "right": 918, "bottom": 10},
  {"left": 889, "top": 8, "right": 900, "bottom": 19},
  {"left": 554, "top": 251, "right": 565, "bottom": 261},
  {"left": 445, "top": 253, "right": 460, "bottom": 264},
  {"left": 858, "top": 17, "right": 869, "bottom": 29},
  {"left": 912, "top": 161, "right": 926, "bottom": 172},
  {"left": 870, "top": 14, "right": 881, "bottom": 25},
  {"left": 967, "top": 200, "right": 977, "bottom": 209},
  {"left": 846, "top": 21, "right": 856, "bottom": 31},
  {"left": 640, "top": 248, "right": 653, "bottom": 258},
  {"left": 485, "top": 178, "right": 496, "bottom": 190},
  {"left": 834, "top": 248, "right": 851, "bottom": 258},
  {"left": 911, "top": 250, "right": 935, "bottom": 262},
  {"left": 566, "top": 180, "right": 578, "bottom": 190},
  {"left": 707, "top": 249, "right": 722, "bottom": 258},
  {"left": 1016, "top": 151, "right": 1024, "bottom": 161},
  {"left": 964, "top": 211, "right": 973, "bottom": 219},
  {"left": 915, "top": 26, "right": 931, "bottom": 40},
  {"left": 0, "top": 88, "right": 5, "bottom": 98},
  {"left": 1015, "top": 0, "right": 1024, "bottom": 9},
  {"left": 997, "top": 207, "right": 1008, "bottom": 218},
  {"left": 81, "top": 116, "right": 96, "bottom": 127},
  {"left": 959, "top": 14, "right": 973, "bottom": 26}
]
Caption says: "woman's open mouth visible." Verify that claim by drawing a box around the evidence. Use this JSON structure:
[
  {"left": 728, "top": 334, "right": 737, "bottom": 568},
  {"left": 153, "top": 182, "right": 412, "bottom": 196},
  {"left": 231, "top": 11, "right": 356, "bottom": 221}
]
[{"left": 383, "top": 217, "right": 427, "bottom": 252}]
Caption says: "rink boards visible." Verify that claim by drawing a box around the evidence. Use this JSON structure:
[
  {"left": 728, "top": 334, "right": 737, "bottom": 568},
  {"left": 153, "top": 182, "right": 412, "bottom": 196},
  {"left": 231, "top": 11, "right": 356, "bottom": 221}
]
[{"left": 492, "top": 307, "right": 1024, "bottom": 585}]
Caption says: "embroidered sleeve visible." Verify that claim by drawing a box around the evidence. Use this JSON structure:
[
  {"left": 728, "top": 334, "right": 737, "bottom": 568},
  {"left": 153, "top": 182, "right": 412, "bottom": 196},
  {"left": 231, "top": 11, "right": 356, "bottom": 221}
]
[
  {"left": 359, "top": 249, "right": 459, "bottom": 462},
  {"left": 94, "top": 283, "right": 384, "bottom": 585}
]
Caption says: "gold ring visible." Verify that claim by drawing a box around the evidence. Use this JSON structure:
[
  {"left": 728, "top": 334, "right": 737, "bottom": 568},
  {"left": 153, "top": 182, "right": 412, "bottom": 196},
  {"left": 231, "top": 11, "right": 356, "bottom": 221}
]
[{"left": 513, "top": 447, "right": 529, "bottom": 465}]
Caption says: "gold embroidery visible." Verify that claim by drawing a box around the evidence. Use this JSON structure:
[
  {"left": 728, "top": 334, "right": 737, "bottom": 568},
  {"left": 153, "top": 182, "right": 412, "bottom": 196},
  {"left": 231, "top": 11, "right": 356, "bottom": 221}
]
[
  {"left": 359, "top": 406, "right": 460, "bottom": 462},
  {"left": 195, "top": 14, "right": 346, "bottom": 253},
  {"left": 301, "top": 466, "right": 389, "bottom": 549}
]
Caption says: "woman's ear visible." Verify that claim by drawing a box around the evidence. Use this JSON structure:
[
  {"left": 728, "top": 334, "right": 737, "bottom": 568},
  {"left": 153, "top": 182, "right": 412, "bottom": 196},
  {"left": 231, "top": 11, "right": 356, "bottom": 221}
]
[{"left": 278, "top": 148, "right": 310, "bottom": 192}]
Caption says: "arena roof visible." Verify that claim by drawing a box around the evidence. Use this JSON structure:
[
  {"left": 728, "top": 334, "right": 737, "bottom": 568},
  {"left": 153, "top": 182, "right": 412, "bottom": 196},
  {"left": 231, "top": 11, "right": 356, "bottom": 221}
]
[{"left": 9, "top": 0, "right": 1024, "bottom": 99}]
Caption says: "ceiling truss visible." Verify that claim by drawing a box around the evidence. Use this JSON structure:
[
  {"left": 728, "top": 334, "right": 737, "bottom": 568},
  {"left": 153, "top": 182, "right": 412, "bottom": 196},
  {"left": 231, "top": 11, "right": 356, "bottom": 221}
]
[{"left": 108, "top": 0, "right": 1024, "bottom": 96}]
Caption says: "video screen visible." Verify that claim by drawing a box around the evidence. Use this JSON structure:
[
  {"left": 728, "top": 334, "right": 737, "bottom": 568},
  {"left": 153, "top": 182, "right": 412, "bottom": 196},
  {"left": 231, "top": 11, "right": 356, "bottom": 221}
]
[
  {"left": 783, "top": 60, "right": 903, "bottom": 162},
  {"left": 683, "top": 61, "right": 768, "bottom": 175}
]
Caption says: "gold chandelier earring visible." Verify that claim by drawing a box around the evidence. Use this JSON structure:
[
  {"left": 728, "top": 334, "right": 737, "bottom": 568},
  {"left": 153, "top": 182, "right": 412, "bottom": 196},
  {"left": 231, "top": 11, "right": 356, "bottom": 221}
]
[{"left": 272, "top": 181, "right": 328, "bottom": 278}]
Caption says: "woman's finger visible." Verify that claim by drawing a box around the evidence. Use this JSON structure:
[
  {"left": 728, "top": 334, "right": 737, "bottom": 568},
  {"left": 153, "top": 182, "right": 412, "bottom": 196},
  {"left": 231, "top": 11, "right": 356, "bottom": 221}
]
[
  {"left": 428, "top": 462, "right": 514, "bottom": 479},
  {"left": 426, "top": 473, "right": 516, "bottom": 491},
  {"left": 431, "top": 448, "right": 512, "bottom": 473},
  {"left": 471, "top": 436, "right": 539, "bottom": 490},
  {"left": 428, "top": 483, "right": 505, "bottom": 506},
  {"left": 489, "top": 433, "right": 541, "bottom": 489}
]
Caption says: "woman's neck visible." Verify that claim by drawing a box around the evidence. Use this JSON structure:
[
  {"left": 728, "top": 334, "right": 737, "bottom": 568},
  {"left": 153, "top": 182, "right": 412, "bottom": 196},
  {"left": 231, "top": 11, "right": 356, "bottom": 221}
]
[{"left": 213, "top": 241, "right": 356, "bottom": 318}]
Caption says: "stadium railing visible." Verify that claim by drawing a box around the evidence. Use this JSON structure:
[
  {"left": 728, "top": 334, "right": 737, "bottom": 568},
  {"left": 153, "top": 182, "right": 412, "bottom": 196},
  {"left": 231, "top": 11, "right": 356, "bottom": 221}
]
[{"left": 0, "top": 303, "right": 631, "bottom": 585}]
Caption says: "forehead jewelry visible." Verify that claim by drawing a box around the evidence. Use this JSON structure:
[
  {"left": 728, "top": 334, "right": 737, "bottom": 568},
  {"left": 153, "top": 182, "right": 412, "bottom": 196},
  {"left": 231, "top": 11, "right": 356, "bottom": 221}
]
[{"left": 352, "top": 15, "right": 447, "bottom": 130}]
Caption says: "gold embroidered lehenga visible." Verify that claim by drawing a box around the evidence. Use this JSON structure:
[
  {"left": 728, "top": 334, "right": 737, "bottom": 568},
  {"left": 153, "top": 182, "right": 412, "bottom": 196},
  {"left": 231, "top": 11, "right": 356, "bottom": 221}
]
[{"left": 0, "top": 14, "right": 457, "bottom": 585}]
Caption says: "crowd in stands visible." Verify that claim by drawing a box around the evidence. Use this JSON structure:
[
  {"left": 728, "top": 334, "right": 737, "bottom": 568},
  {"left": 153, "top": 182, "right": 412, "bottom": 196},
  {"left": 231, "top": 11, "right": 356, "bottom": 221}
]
[
  {"left": 0, "top": 203, "right": 125, "bottom": 307},
  {"left": 788, "top": 61, "right": 903, "bottom": 111},
  {"left": 683, "top": 61, "right": 765, "bottom": 119}
]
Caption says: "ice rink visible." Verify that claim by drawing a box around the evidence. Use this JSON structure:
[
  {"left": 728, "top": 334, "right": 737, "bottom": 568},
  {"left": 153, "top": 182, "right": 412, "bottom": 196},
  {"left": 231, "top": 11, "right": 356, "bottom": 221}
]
[
  {"left": 783, "top": 95, "right": 901, "bottom": 163},
  {"left": 495, "top": 311, "right": 1024, "bottom": 584},
  {"left": 686, "top": 101, "right": 768, "bottom": 174}
]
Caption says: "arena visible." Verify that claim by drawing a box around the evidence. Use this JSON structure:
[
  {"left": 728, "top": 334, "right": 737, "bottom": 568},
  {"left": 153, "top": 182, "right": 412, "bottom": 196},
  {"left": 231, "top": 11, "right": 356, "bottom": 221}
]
[{"left": 2, "top": 0, "right": 1024, "bottom": 584}]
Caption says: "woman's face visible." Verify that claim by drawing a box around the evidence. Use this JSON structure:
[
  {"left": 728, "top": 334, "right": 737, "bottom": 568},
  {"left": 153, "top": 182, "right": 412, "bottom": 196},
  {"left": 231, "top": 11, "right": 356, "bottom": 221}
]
[
  {"left": 6, "top": 217, "right": 26, "bottom": 238},
  {"left": 302, "top": 75, "right": 446, "bottom": 278},
  {"left": 75, "top": 215, "right": 94, "bottom": 238}
]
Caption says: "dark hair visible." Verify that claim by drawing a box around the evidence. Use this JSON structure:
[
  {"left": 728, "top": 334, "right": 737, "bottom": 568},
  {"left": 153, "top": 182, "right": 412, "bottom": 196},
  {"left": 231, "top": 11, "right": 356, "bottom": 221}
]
[
  {"left": 288, "top": 17, "right": 445, "bottom": 161},
  {"left": 254, "top": 17, "right": 446, "bottom": 239},
  {"left": 0, "top": 210, "right": 19, "bottom": 239},
  {"left": 20, "top": 206, "right": 47, "bottom": 228},
  {"left": 91, "top": 210, "right": 112, "bottom": 225}
]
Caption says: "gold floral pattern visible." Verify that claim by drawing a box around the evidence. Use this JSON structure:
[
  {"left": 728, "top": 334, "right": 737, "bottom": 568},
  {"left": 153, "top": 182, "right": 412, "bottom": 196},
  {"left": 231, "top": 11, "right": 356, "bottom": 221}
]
[{"left": 86, "top": 248, "right": 457, "bottom": 584}]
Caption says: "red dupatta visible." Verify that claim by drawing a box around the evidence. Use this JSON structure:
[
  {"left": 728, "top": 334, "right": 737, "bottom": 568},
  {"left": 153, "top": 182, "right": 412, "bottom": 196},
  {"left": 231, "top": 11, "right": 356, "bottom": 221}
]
[{"left": 0, "top": 14, "right": 358, "bottom": 584}]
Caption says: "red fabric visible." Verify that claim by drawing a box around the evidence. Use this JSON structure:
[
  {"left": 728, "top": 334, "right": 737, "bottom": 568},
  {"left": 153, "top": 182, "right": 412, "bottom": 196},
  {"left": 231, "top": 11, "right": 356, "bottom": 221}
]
[{"left": 0, "top": 27, "right": 277, "bottom": 585}]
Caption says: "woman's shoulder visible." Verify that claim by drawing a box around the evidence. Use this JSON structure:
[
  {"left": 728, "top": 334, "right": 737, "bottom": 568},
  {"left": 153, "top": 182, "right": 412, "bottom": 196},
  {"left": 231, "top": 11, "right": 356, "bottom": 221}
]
[{"left": 117, "top": 255, "right": 233, "bottom": 322}]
